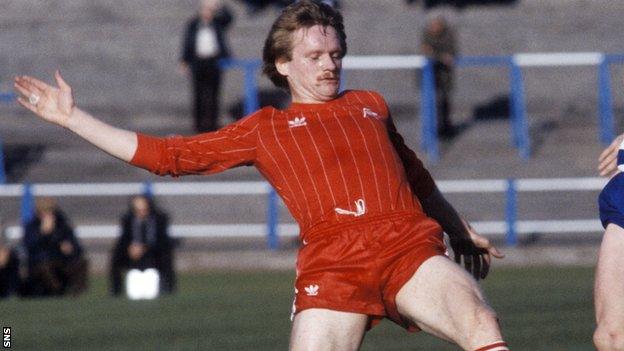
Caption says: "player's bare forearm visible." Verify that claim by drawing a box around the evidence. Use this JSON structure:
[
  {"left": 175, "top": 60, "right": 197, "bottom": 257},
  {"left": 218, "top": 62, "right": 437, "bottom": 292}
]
[{"left": 65, "top": 108, "right": 137, "bottom": 162}]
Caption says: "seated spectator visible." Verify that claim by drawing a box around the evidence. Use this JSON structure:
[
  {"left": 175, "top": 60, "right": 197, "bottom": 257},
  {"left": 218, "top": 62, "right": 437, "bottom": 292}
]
[
  {"left": 110, "top": 195, "right": 176, "bottom": 297},
  {"left": 0, "top": 219, "right": 20, "bottom": 298},
  {"left": 23, "top": 198, "right": 88, "bottom": 296}
]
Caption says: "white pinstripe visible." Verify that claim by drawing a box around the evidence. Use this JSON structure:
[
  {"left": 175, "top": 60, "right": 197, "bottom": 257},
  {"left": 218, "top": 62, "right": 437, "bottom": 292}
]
[
  {"left": 287, "top": 115, "right": 324, "bottom": 215},
  {"left": 269, "top": 110, "right": 313, "bottom": 222},
  {"left": 257, "top": 136, "right": 305, "bottom": 221},
  {"left": 363, "top": 91, "right": 395, "bottom": 209},
  {"left": 387, "top": 131, "right": 410, "bottom": 210},
  {"left": 332, "top": 111, "right": 366, "bottom": 209},
  {"left": 318, "top": 111, "right": 352, "bottom": 211},
  {"left": 358, "top": 90, "right": 410, "bottom": 209},
  {"left": 166, "top": 146, "right": 256, "bottom": 155},
  {"left": 347, "top": 109, "right": 382, "bottom": 212},
  {"left": 305, "top": 113, "right": 338, "bottom": 210},
  {"left": 367, "top": 119, "right": 394, "bottom": 209},
  {"left": 352, "top": 91, "right": 394, "bottom": 210}
]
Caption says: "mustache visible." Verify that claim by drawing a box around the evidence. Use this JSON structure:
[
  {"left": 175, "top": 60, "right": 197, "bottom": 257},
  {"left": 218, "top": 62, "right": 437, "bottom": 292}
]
[{"left": 319, "top": 72, "right": 340, "bottom": 80}]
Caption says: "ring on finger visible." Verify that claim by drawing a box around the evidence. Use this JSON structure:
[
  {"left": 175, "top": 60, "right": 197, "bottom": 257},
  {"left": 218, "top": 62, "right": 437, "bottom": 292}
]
[{"left": 29, "top": 93, "right": 40, "bottom": 105}]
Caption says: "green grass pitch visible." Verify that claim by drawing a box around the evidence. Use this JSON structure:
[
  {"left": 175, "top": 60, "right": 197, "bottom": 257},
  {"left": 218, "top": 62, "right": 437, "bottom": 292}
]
[{"left": 0, "top": 265, "right": 594, "bottom": 350}]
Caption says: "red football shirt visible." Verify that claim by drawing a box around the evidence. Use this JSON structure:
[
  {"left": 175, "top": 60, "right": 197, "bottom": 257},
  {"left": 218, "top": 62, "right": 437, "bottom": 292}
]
[{"left": 131, "top": 90, "right": 436, "bottom": 235}]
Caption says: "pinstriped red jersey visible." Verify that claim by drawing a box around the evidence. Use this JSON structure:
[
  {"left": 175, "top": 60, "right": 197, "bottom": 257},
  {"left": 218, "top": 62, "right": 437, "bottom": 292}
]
[{"left": 131, "top": 90, "right": 436, "bottom": 235}]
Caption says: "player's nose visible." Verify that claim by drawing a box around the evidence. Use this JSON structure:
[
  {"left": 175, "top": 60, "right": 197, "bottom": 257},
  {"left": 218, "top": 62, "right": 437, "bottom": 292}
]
[{"left": 319, "top": 54, "right": 337, "bottom": 71}]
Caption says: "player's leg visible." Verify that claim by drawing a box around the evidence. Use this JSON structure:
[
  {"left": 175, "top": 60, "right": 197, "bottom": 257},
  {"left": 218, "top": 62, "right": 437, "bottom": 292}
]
[
  {"left": 594, "top": 224, "right": 624, "bottom": 351},
  {"left": 289, "top": 308, "right": 368, "bottom": 351},
  {"left": 395, "top": 255, "right": 507, "bottom": 351}
]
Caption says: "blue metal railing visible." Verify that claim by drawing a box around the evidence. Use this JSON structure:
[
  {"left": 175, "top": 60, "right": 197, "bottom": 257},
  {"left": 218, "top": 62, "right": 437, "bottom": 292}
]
[
  {"left": 3, "top": 54, "right": 624, "bottom": 248},
  {"left": 509, "top": 61, "right": 530, "bottom": 159},
  {"left": 351, "top": 53, "right": 624, "bottom": 161},
  {"left": 598, "top": 54, "right": 624, "bottom": 144},
  {"left": 504, "top": 179, "right": 518, "bottom": 246},
  {"left": 219, "top": 58, "right": 262, "bottom": 116},
  {"left": 420, "top": 61, "right": 438, "bottom": 160},
  {"left": 2, "top": 54, "right": 623, "bottom": 177}
]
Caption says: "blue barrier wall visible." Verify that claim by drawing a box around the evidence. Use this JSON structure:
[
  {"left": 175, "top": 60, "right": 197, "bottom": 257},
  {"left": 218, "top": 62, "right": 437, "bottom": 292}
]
[{"left": 11, "top": 178, "right": 604, "bottom": 248}]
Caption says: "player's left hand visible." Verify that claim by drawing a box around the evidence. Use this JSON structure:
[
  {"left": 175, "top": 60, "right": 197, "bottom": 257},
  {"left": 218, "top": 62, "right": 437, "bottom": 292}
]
[
  {"left": 449, "top": 219, "right": 504, "bottom": 280},
  {"left": 14, "top": 70, "right": 75, "bottom": 128}
]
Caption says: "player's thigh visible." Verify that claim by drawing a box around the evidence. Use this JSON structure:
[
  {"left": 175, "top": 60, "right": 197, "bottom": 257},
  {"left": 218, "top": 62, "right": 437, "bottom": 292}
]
[
  {"left": 395, "top": 255, "right": 500, "bottom": 346},
  {"left": 289, "top": 308, "right": 368, "bottom": 351},
  {"left": 595, "top": 225, "right": 624, "bottom": 327}
]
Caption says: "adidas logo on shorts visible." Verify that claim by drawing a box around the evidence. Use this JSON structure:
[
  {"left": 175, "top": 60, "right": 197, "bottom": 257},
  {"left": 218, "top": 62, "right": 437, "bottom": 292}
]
[{"left": 304, "top": 284, "right": 319, "bottom": 296}]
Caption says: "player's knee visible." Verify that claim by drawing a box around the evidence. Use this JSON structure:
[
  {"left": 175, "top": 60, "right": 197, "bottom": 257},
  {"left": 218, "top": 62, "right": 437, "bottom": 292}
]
[
  {"left": 594, "top": 324, "right": 624, "bottom": 351},
  {"left": 462, "top": 305, "right": 501, "bottom": 347},
  {"left": 474, "top": 304, "right": 499, "bottom": 329}
]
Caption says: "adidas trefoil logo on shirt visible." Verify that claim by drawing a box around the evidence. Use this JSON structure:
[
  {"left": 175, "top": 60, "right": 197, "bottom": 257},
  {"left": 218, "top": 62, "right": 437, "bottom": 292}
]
[
  {"left": 363, "top": 108, "right": 380, "bottom": 119},
  {"left": 304, "top": 284, "right": 319, "bottom": 296},
  {"left": 289, "top": 116, "right": 307, "bottom": 128}
]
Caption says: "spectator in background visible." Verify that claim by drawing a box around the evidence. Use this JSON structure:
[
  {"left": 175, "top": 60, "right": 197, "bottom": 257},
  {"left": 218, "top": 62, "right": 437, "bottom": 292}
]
[
  {"left": 180, "top": 0, "right": 233, "bottom": 133},
  {"left": 0, "top": 219, "right": 20, "bottom": 298},
  {"left": 421, "top": 14, "right": 458, "bottom": 139},
  {"left": 23, "top": 198, "right": 88, "bottom": 296},
  {"left": 110, "top": 195, "right": 175, "bottom": 296}
]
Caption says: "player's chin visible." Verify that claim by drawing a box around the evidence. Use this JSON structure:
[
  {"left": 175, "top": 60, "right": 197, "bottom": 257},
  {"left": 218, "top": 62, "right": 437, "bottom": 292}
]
[{"left": 317, "top": 82, "right": 340, "bottom": 98}]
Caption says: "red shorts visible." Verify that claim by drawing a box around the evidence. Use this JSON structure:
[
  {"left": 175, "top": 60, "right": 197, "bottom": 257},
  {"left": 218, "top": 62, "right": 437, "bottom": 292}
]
[{"left": 292, "top": 210, "right": 446, "bottom": 330}]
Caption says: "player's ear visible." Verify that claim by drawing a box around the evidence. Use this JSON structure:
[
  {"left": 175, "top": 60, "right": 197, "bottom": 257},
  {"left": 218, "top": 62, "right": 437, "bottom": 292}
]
[{"left": 275, "top": 58, "right": 289, "bottom": 77}]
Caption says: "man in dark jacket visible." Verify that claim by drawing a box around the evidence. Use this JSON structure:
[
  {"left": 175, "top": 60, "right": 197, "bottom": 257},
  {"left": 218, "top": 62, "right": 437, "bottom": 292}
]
[
  {"left": 180, "top": 0, "right": 233, "bottom": 133},
  {"left": 110, "top": 195, "right": 175, "bottom": 296},
  {"left": 23, "top": 198, "right": 88, "bottom": 296}
]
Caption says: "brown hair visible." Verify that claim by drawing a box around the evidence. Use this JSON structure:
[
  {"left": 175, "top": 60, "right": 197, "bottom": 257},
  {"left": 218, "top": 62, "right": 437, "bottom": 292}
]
[
  {"left": 262, "top": 0, "right": 347, "bottom": 89},
  {"left": 35, "top": 197, "right": 58, "bottom": 214}
]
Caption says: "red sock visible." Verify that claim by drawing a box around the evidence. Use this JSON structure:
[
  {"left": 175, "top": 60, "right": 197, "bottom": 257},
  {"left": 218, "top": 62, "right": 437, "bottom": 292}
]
[{"left": 474, "top": 341, "right": 509, "bottom": 351}]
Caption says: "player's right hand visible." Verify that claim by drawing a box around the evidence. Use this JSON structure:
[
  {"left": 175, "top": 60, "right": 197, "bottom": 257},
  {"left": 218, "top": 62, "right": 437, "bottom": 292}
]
[
  {"left": 599, "top": 133, "right": 624, "bottom": 178},
  {"left": 14, "top": 70, "right": 75, "bottom": 128},
  {"left": 449, "top": 218, "right": 504, "bottom": 281}
]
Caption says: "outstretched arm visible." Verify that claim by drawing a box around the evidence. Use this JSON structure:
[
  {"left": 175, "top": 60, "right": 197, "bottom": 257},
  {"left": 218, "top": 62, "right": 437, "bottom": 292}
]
[{"left": 14, "top": 71, "right": 137, "bottom": 162}]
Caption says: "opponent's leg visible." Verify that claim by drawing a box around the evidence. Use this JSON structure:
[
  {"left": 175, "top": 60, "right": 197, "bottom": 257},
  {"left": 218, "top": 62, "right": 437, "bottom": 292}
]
[
  {"left": 395, "top": 256, "right": 506, "bottom": 351},
  {"left": 594, "top": 224, "right": 624, "bottom": 351},
  {"left": 289, "top": 308, "right": 368, "bottom": 351}
]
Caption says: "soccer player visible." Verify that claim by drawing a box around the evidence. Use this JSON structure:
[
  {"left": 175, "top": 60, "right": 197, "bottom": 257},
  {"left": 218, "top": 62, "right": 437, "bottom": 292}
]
[
  {"left": 595, "top": 136, "right": 624, "bottom": 351},
  {"left": 14, "top": 1, "right": 508, "bottom": 350}
]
